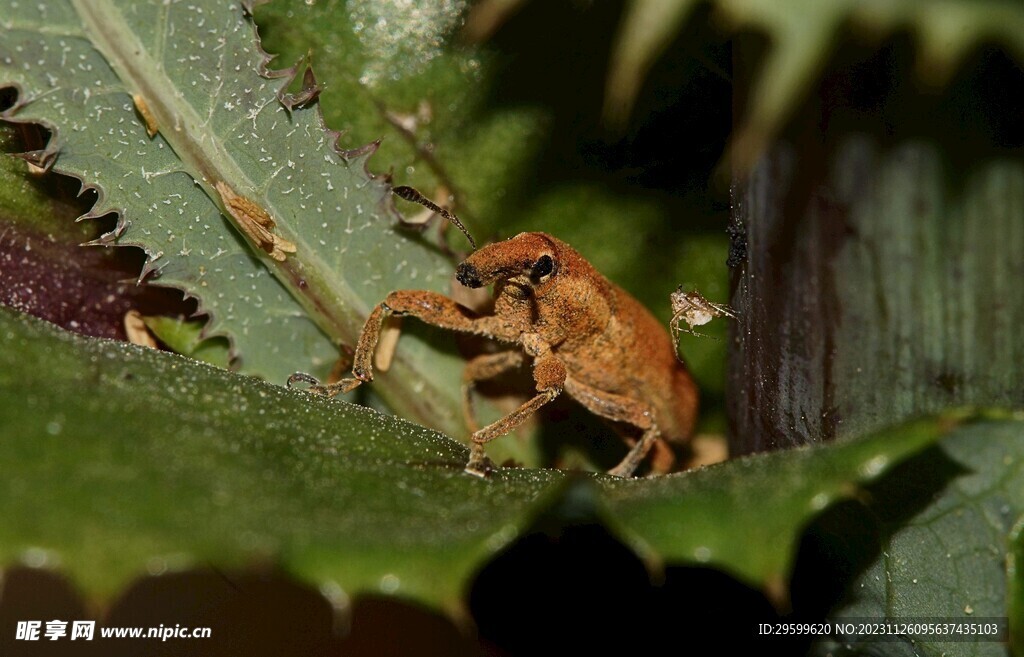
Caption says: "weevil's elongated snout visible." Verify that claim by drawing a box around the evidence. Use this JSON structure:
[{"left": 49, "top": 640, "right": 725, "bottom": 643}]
[
  {"left": 455, "top": 262, "right": 483, "bottom": 288},
  {"left": 454, "top": 232, "right": 558, "bottom": 289}
]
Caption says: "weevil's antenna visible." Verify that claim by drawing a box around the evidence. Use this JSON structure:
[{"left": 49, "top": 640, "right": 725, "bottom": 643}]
[{"left": 392, "top": 185, "right": 477, "bottom": 250}]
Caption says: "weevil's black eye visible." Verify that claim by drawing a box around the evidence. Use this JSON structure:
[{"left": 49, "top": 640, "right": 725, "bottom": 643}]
[{"left": 531, "top": 254, "right": 555, "bottom": 280}]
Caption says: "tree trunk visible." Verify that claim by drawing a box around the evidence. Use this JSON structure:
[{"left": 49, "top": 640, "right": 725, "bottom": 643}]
[{"left": 728, "top": 137, "right": 1024, "bottom": 455}]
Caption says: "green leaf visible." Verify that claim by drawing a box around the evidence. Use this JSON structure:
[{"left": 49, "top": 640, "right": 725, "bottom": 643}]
[
  {"left": 1011, "top": 517, "right": 1024, "bottom": 655},
  {"left": 252, "top": 1, "right": 545, "bottom": 231},
  {"left": 603, "top": 0, "right": 701, "bottom": 127},
  {"left": 143, "top": 314, "right": 230, "bottom": 368},
  {"left": 0, "top": 305, "right": 561, "bottom": 609},
  {"left": 0, "top": 0, "right": 467, "bottom": 435},
  {"left": 596, "top": 0, "right": 1024, "bottom": 169},
  {"left": 720, "top": 0, "right": 1024, "bottom": 170},
  {"left": 601, "top": 414, "right": 965, "bottom": 594},
  {"left": 0, "top": 126, "right": 75, "bottom": 234},
  {"left": 815, "top": 418, "right": 1024, "bottom": 656},
  {"left": 0, "top": 305, "right": 968, "bottom": 612}
]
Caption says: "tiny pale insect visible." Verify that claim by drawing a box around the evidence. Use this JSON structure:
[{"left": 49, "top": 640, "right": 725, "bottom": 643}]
[{"left": 669, "top": 287, "right": 737, "bottom": 343}]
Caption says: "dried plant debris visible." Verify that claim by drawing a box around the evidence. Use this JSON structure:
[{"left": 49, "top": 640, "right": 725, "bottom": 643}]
[
  {"left": 131, "top": 94, "right": 158, "bottom": 138},
  {"left": 214, "top": 182, "right": 297, "bottom": 263},
  {"left": 123, "top": 310, "right": 158, "bottom": 349}
]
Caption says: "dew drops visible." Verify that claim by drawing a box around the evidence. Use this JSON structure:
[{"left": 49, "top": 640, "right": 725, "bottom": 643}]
[
  {"left": 22, "top": 547, "right": 54, "bottom": 569},
  {"left": 349, "top": 0, "right": 467, "bottom": 86},
  {"left": 379, "top": 573, "right": 400, "bottom": 594},
  {"left": 859, "top": 454, "right": 889, "bottom": 477}
]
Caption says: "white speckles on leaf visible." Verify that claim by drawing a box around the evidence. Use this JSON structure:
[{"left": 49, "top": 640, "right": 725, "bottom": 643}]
[
  {"left": 1, "top": 0, "right": 467, "bottom": 427},
  {"left": 349, "top": 0, "right": 467, "bottom": 86}
]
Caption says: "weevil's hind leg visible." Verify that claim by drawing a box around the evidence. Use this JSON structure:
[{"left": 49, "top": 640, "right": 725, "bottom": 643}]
[
  {"left": 465, "top": 352, "right": 566, "bottom": 477},
  {"left": 648, "top": 438, "right": 677, "bottom": 474},
  {"left": 462, "top": 350, "right": 525, "bottom": 432},
  {"left": 562, "top": 377, "right": 662, "bottom": 478},
  {"left": 608, "top": 427, "right": 658, "bottom": 478},
  {"left": 466, "top": 387, "right": 555, "bottom": 475}
]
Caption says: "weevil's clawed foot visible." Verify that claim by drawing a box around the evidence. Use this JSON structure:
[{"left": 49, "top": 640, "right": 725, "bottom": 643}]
[
  {"left": 464, "top": 443, "right": 496, "bottom": 478},
  {"left": 287, "top": 372, "right": 363, "bottom": 398},
  {"left": 287, "top": 372, "right": 321, "bottom": 390}
]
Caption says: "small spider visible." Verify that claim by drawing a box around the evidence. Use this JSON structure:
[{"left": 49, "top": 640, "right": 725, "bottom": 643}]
[{"left": 669, "top": 287, "right": 737, "bottom": 342}]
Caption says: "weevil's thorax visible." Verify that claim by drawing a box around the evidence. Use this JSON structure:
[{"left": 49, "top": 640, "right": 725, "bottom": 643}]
[
  {"left": 530, "top": 242, "right": 615, "bottom": 348},
  {"left": 460, "top": 232, "right": 616, "bottom": 346}
]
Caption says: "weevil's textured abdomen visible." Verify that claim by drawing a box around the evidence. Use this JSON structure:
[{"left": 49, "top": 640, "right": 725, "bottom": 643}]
[
  {"left": 528, "top": 234, "right": 699, "bottom": 447},
  {"left": 609, "top": 284, "right": 699, "bottom": 444}
]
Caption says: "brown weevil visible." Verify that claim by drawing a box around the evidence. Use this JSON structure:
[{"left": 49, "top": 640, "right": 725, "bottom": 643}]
[{"left": 290, "top": 201, "right": 698, "bottom": 477}]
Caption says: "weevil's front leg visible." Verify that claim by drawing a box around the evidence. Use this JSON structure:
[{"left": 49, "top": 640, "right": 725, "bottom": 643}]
[
  {"left": 562, "top": 377, "right": 663, "bottom": 477},
  {"left": 465, "top": 343, "right": 565, "bottom": 477},
  {"left": 462, "top": 350, "right": 525, "bottom": 433},
  {"left": 288, "top": 301, "right": 391, "bottom": 397},
  {"left": 289, "top": 290, "right": 520, "bottom": 397}
]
